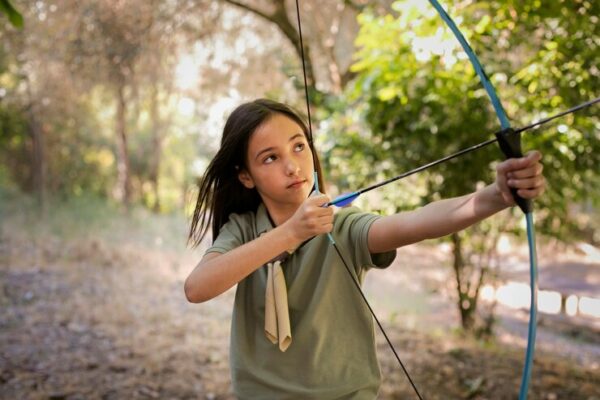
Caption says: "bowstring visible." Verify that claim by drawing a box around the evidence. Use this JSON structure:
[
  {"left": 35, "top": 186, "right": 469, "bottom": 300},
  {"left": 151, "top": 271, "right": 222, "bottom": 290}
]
[{"left": 294, "top": 1, "right": 424, "bottom": 398}]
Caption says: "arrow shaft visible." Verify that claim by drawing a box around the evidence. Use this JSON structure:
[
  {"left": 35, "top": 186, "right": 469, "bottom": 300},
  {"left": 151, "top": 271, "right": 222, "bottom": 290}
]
[
  {"left": 516, "top": 96, "right": 600, "bottom": 134},
  {"left": 358, "top": 138, "right": 498, "bottom": 196},
  {"left": 328, "top": 97, "right": 598, "bottom": 205}
]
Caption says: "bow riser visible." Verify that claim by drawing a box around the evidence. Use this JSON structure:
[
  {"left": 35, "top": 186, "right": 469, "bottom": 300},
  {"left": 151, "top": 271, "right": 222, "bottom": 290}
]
[{"left": 495, "top": 128, "right": 533, "bottom": 214}]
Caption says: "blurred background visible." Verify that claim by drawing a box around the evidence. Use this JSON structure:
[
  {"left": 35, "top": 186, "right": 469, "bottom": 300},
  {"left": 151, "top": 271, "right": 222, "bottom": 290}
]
[{"left": 0, "top": 0, "right": 598, "bottom": 399}]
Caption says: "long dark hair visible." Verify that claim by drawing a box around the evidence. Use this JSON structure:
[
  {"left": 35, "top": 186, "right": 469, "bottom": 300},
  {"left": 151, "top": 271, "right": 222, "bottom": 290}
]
[{"left": 188, "top": 99, "right": 325, "bottom": 247}]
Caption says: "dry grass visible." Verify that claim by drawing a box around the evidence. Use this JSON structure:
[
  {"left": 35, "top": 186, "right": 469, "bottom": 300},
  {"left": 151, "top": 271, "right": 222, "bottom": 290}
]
[{"left": 1, "top": 192, "right": 599, "bottom": 399}]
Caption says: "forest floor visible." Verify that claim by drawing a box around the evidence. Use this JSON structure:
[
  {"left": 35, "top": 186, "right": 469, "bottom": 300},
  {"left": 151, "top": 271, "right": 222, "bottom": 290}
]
[{"left": 0, "top": 195, "right": 599, "bottom": 399}]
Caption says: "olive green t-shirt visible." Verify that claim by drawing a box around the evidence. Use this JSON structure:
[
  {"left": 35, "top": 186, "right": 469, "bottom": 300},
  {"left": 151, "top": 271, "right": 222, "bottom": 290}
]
[{"left": 206, "top": 203, "right": 396, "bottom": 399}]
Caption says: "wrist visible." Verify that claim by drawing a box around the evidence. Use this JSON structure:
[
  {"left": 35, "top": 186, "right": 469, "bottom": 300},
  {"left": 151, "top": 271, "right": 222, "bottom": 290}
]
[
  {"left": 489, "top": 183, "right": 512, "bottom": 210},
  {"left": 473, "top": 184, "right": 511, "bottom": 216},
  {"left": 276, "top": 220, "right": 303, "bottom": 250}
]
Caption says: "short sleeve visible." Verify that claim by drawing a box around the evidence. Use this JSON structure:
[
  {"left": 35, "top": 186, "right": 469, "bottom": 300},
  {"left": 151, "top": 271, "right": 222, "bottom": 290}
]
[
  {"left": 333, "top": 207, "right": 396, "bottom": 272},
  {"left": 205, "top": 212, "right": 250, "bottom": 256}
]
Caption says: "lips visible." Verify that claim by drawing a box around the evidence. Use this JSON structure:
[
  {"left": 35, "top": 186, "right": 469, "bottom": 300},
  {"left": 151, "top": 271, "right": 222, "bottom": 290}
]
[{"left": 287, "top": 179, "right": 306, "bottom": 189}]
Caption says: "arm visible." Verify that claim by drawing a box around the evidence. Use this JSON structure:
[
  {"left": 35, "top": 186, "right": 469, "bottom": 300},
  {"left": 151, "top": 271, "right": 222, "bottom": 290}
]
[
  {"left": 184, "top": 194, "right": 333, "bottom": 303},
  {"left": 184, "top": 226, "right": 299, "bottom": 303},
  {"left": 368, "top": 151, "right": 545, "bottom": 253}
]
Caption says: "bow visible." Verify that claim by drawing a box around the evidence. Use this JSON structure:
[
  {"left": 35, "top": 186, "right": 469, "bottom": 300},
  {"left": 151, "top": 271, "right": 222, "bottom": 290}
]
[
  {"left": 294, "top": 1, "right": 597, "bottom": 399},
  {"left": 427, "top": 2, "right": 537, "bottom": 398}
]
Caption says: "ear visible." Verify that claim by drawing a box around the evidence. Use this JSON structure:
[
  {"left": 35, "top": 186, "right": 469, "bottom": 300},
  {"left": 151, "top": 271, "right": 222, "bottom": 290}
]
[{"left": 238, "top": 169, "right": 255, "bottom": 189}]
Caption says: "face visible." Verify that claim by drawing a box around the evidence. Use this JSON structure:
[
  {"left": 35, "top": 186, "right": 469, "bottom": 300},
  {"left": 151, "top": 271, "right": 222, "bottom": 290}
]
[{"left": 238, "top": 113, "right": 314, "bottom": 211}]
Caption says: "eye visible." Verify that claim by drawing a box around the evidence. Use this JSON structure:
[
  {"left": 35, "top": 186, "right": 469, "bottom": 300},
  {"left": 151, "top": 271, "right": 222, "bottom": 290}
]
[
  {"left": 294, "top": 143, "right": 305, "bottom": 152},
  {"left": 263, "top": 154, "right": 277, "bottom": 164}
]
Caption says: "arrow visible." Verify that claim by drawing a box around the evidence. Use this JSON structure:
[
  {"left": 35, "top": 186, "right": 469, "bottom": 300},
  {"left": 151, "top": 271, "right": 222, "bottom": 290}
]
[{"left": 327, "top": 96, "right": 599, "bottom": 208}]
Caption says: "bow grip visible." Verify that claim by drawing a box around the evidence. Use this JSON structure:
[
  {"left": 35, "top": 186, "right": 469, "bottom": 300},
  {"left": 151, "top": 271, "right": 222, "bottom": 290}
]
[{"left": 495, "top": 128, "right": 533, "bottom": 214}]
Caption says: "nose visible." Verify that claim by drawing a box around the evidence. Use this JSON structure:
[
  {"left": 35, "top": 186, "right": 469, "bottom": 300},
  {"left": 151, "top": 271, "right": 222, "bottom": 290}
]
[{"left": 285, "top": 158, "right": 300, "bottom": 176}]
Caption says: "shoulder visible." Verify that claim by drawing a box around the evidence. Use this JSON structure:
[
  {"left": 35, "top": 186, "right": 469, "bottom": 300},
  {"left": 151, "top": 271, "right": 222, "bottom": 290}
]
[
  {"left": 208, "top": 208, "right": 260, "bottom": 254},
  {"left": 217, "top": 208, "right": 258, "bottom": 239},
  {"left": 333, "top": 206, "right": 381, "bottom": 237},
  {"left": 224, "top": 209, "right": 256, "bottom": 230},
  {"left": 332, "top": 206, "right": 396, "bottom": 270}
]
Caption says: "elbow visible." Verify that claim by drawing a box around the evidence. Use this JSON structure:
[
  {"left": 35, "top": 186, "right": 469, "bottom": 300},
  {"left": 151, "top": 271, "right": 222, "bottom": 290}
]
[{"left": 184, "top": 277, "right": 207, "bottom": 304}]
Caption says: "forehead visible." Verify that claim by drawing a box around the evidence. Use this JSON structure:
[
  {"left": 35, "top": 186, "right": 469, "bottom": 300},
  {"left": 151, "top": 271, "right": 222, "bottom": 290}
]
[{"left": 249, "top": 114, "right": 305, "bottom": 148}]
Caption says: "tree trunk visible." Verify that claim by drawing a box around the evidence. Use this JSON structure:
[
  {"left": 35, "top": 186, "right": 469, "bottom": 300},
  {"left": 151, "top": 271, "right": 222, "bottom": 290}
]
[
  {"left": 149, "top": 85, "right": 162, "bottom": 212},
  {"left": 25, "top": 76, "right": 47, "bottom": 216},
  {"left": 451, "top": 232, "right": 475, "bottom": 331},
  {"left": 451, "top": 230, "right": 499, "bottom": 334},
  {"left": 27, "top": 105, "right": 46, "bottom": 216},
  {"left": 115, "top": 83, "right": 131, "bottom": 207}
]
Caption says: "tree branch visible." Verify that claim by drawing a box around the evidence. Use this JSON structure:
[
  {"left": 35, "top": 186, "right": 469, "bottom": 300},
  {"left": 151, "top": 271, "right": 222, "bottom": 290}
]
[
  {"left": 220, "top": 0, "right": 317, "bottom": 92},
  {"left": 221, "top": 0, "right": 274, "bottom": 24},
  {"left": 342, "top": 0, "right": 365, "bottom": 12}
]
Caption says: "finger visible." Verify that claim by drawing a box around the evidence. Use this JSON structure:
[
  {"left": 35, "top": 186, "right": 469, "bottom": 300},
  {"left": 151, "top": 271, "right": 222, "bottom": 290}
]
[
  {"left": 508, "top": 175, "right": 545, "bottom": 189},
  {"left": 317, "top": 218, "right": 334, "bottom": 229},
  {"left": 516, "top": 186, "right": 545, "bottom": 199},
  {"left": 508, "top": 163, "right": 543, "bottom": 179},
  {"left": 314, "top": 207, "right": 334, "bottom": 220},
  {"left": 308, "top": 194, "right": 330, "bottom": 206},
  {"left": 495, "top": 175, "right": 511, "bottom": 198},
  {"left": 308, "top": 192, "right": 326, "bottom": 201},
  {"left": 498, "top": 151, "right": 542, "bottom": 174},
  {"left": 495, "top": 164, "right": 511, "bottom": 191},
  {"left": 525, "top": 150, "right": 542, "bottom": 162},
  {"left": 515, "top": 177, "right": 546, "bottom": 197}
]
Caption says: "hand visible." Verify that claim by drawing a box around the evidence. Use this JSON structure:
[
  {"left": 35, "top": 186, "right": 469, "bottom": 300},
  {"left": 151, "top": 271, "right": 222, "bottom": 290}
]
[
  {"left": 495, "top": 150, "right": 546, "bottom": 207},
  {"left": 284, "top": 193, "right": 334, "bottom": 243}
]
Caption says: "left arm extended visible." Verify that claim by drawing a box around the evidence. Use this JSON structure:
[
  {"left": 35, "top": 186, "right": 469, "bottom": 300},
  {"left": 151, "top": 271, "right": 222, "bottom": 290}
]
[{"left": 368, "top": 151, "right": 545, "bottom": 253}]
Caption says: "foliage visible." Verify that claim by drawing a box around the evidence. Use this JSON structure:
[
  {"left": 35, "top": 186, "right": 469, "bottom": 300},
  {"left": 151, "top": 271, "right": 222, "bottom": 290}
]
[
  {"left": 324, "top": 0, "right": 599, "bottom": 330},
  {"left": 0, "top": 0, "right": 312, "bottom": 213},
  {"left": 0, "top": 1, "right": 219, "bottom": 211},
  {"left": 0, "top": 44, "right": 115, "bottom": 197},
  {"left": 495, "top": 0, "right": 600, "bottom": 240},
  {"left": 0, "top": 0, "right": 22, "bottom": 28},
  {"left": 344, "top": 0, "right": 599, "bottom": 240}
]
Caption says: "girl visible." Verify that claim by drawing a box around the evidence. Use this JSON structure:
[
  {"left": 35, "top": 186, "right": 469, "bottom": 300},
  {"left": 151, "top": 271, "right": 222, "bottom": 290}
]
[{"left": 185, "top": 98, "right": 546, "bottom": 399}]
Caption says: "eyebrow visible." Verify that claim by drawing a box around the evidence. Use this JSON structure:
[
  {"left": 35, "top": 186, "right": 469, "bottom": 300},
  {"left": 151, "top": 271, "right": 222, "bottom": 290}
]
[{"left": 254, "top": 133, "right": 305, "bottom": 161}]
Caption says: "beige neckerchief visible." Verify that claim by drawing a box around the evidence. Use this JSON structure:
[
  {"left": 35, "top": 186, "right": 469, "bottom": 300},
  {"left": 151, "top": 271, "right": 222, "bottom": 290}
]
[
  {"left": 262, "top": 234, "right": 297, "bottom": 352},
  {"left": 265, "top": 259, "right": 291, "bottom": 351}
]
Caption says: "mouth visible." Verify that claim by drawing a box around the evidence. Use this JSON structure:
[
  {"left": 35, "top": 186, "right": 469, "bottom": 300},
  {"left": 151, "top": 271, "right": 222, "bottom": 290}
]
[{"left": 287, "top": 179, "right": 306, "bottom": 189}]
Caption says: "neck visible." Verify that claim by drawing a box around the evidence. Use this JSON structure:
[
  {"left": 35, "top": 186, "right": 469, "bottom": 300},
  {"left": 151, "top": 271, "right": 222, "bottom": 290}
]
[{"left": 263, "top": 202, "right": 297, "bottom": 227}]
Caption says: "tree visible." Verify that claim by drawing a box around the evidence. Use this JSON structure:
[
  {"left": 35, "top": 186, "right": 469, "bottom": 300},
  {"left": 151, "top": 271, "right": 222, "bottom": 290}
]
[
  {"left": 220, "top": 0, "right": 372, "bottom": 97},
  {"left": 335, "top": 0, "right": 599, "bottom": 332},
  {"left": 0, "top": 0, "right": 97, "bottom": 211},
  {"left": 2, "top": 0, "right": 282, "bottom": 212},
  {"left": 69, "top": 1, "right": 158, "bottom": 206}
]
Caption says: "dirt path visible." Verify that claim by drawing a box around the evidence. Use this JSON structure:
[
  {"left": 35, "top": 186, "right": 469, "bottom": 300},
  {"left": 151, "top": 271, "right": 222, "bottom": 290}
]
[
  {"left": 1, "top": 232, "right": 599, "bottom": 399},
  {"left": 363, "top": 244, "right": 600, "bottom": 369}
]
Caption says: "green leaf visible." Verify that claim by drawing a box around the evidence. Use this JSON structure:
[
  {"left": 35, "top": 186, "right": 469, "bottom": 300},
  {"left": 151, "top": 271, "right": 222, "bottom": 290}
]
[
  {"left": 0, "top": 0, "right": 23, "bottom": 29},
  {"left": 474, "top": 15, "right": 491, "bottom": 34},
  {"left": 377, "top": 86, "right": 398, "bottom": 101}
]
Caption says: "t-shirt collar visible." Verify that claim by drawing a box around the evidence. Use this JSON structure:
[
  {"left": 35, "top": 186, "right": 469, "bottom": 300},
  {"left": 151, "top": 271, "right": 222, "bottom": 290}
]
[{"left": 256, "top": 203, "right": 275, "bottom": 235}]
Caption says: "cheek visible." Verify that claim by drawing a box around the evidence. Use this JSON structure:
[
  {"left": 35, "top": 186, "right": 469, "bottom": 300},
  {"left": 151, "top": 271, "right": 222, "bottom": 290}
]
[
  {"left": 303, "top": 148, "right": 314, "bottom": 165},
  {"left": 255, "top": 168, "right": 277, "bottom": 187}
]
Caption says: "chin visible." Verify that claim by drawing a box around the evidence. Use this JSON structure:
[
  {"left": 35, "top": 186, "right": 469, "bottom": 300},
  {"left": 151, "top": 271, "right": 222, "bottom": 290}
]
[{"left": 290, "top": 187, "right": 310, "bottom": 202}]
